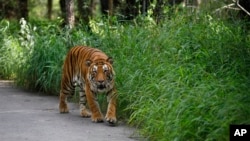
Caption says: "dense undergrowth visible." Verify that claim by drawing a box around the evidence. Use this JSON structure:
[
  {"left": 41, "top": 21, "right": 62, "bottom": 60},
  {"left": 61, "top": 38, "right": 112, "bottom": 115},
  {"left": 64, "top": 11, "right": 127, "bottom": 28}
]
[{"left": 1, "top": 13, "right": 250, "bottom": 140}]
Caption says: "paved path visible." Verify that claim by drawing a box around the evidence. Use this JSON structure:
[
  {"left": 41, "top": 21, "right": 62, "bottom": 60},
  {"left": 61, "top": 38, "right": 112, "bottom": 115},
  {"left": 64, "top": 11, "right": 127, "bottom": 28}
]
[{"left": 0, "top": 82, "right": 138, "bottom": 141}]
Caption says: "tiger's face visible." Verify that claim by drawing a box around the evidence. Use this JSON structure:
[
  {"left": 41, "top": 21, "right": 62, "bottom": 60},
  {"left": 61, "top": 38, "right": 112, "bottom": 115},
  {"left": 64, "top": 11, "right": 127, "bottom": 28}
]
[{"left": 86, "top": 58, "right": 114, "bottom": 93}]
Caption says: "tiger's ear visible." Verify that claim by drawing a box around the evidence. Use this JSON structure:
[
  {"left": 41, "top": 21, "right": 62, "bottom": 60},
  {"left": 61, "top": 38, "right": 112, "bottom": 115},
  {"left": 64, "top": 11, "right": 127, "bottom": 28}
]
[
  {"left": 86, "top": 60, "right": 92, "bottom": 66},
  {"left": 107, "top": 57, "right": 113, "bottom": 64}
]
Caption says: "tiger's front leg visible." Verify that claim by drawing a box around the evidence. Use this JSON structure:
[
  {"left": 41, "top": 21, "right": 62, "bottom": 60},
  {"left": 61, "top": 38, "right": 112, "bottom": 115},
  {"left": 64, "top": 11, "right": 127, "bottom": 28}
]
[
  {"left": 85, "top": 86, "right": 104, "bottom": 122},
  {"left": 105, "top": 88, "right": 117, "bottom": 124}
]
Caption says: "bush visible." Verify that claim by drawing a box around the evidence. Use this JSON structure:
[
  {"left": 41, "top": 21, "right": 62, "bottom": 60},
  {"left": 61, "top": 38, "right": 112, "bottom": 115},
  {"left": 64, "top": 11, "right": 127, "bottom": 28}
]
[
  {"left": 0, "top": 20, "right": 23, "bottom": 79},
  {"left": 1, "top": 13, "right": 250, "bottom": 140},
  {"left": 97, "top": 16, "right": 250, "bottom": 140}
]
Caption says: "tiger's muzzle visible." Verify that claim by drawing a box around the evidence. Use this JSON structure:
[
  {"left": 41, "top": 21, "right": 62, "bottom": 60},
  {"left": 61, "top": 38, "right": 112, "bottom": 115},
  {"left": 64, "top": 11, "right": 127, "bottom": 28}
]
[{"left": 97, "top": 81, "right": 106, "bottom": 90}]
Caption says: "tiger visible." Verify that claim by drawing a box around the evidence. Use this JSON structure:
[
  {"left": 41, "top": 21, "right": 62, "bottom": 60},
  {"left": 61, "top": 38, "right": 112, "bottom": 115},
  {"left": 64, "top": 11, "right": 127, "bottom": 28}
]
[{"left": 59, "top": 46, "right": 117, "bottom": 124}]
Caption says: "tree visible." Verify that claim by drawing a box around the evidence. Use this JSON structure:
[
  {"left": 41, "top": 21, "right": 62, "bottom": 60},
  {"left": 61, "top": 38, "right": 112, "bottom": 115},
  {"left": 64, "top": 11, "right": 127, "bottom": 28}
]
[
  {"left": 122, "top": 0, "right": 153, "bottom": 20},
  {"left": 60, "top": 0, "right": 66, "bottom": 26},
  {"left": 153, "top": 0, "right": 201, "bottom": 23},
  {"left": 153, "top": 0, "right": 167, "bottom": 23},
  {"left": 123, "top": 0, "right": 139, "bottom": 20},
  {"left": 99, "top": 0, "right": 113, "bottom": 16},
  {"left": 18, "top": 0, "right": 28, "bottom": 20},
  {"left": 0, "top": 0, "right": 28, "bottom": 20},
  {"left": 0, "top": 1, "right": 17, "bottom": 19},
  {"left": 77, "top": 0, "right": 90, "bottom": 24},
  {"left": 47, "top": 0, "right": 53, "bottom": 20},
  {"left": 99, "top": 0, "right": 120, "bottom": 16},
  {"left": 60, "top": 0, "right": 75, "bottom": 28},
  {"left": 66, "top": 0, "right": 75, "bottom": 28}
]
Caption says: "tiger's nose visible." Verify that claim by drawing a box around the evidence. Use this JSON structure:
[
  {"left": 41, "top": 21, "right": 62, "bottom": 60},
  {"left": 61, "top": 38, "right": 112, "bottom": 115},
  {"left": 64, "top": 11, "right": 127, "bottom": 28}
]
[{"left": 98, "top": 80, "right": 104, "bottom": 84}]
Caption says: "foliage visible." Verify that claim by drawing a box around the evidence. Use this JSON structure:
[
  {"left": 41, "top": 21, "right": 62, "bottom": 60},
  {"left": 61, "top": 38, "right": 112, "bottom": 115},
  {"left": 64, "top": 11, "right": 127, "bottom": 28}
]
[
  {"left": 97, "top": 16, "right": 250, "bottom": 140},
  {"left": 0, "top": 20, "right": 22, "bottom": 79},
  {"left": 1, "top": 11, "right": 250, "bottom": 141},
  {"left": 16, "top": 19, "right": 68, "bottom": 93}
]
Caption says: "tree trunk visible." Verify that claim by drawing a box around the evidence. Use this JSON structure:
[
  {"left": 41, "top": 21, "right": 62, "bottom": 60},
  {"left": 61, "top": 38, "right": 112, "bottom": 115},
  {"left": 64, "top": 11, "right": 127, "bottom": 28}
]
[
  {"left": 141, "top": 0, "right": 152, "bottom": 16},
  {"left": 18, "top": 0, "right": 28, "bottom": 20},
  {"left": 100, "top": 0, "right": 110, "bottom": 15},
  {"left": 0, "top": 1, "right": 17, "bottom": 19},
  {"left": 77, "top": 0, "right": 90, "bottom": 24},
  {"left": 60, "top": 0, "right": 66, "bottom": 26},
  {"left": 168, "top": 0, "right": 183, "bottom": 5},
  {"left": 66, "top": 0, "right": 75, "bottom": 28},
  {"left": 47, "top": 0, "right": 53, "bottom": 20},
  {"left": 108, "top": 0, "right": 113, "bottom": 16},
  {"left": 124, "top": 0, "right": 139, "bottom": 20},
  {"left": 99, "top": 0, "right": 119, "bottom": 16},
  {"left": 0, "top": 0, "right": 28, "bottom": 20},
  {"left": 90, "top": 0, "right": 96, "bottom": 17},
  {"left": 153, "top": 0, "right": 166, "bottom": 23}
]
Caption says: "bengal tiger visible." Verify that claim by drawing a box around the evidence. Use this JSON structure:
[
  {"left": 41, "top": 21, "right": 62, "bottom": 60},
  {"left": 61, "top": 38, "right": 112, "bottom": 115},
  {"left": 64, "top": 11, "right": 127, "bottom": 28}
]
[{"left": 59, "top": 46, "right": 117, "bottom": 124}]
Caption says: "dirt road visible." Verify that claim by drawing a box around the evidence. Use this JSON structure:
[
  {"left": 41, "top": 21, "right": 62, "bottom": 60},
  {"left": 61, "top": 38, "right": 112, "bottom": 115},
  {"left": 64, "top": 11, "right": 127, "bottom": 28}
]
[{"left": 0, "top": 81, "right": 138, "bottom": 141}]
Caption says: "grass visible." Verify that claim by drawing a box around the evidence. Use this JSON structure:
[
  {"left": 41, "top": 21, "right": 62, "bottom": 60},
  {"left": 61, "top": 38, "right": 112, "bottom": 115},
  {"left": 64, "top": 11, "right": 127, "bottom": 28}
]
[
  {"left": 1, "top": 13, "right": 250, "bottom": 140},
  {"left": 0, "top": 20, "right": 20, "bottom": 79}
]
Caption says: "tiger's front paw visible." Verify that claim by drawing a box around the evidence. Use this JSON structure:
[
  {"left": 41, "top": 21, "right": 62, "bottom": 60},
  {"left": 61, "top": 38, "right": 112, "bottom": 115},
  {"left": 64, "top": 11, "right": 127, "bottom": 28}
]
[
  {"left": 105, "top": 115, "right": 117, "bottom": 124},
  {"left": 59, "top": 102, "right": 69, "bottom": 113},
  {"left": 91, "top": 113, "right": 104, "bottom": 123}
]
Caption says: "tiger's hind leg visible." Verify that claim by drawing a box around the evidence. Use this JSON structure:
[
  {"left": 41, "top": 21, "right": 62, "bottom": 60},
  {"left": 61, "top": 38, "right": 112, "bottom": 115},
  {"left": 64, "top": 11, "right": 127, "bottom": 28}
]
[
  {"left": 59, "top": 82, "right": 75, "bottom": 113},
  {"left": 59, "top": 91, "right": 69, "bottom": 113},
  {"left": 79, "top": 89, "right": 91, "bottom": 117}
]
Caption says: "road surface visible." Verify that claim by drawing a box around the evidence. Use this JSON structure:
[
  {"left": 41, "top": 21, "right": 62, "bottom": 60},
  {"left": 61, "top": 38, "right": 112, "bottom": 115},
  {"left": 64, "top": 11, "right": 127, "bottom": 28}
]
[{"left": 0, "top": 81, "right": 139, "bottom": 141}]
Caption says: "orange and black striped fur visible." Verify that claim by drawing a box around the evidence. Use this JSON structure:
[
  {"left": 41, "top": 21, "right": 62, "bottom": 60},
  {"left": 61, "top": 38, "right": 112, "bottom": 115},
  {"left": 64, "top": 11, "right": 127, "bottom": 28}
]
[{"left": 59, "top": 46, "right": 117, "bottom": 124}]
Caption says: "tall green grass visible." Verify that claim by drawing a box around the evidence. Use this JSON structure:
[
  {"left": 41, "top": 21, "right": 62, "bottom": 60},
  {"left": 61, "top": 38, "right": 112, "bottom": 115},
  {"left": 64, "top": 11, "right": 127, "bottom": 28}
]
[
  {"left": 97, "top": 16, "right": 250, "bottom": 140},
  {"left": 1, "top": 13, "right": 250, "bottom": 140},
  {"left": 0, "top": 20, "right": 21, "bottom": 79}
]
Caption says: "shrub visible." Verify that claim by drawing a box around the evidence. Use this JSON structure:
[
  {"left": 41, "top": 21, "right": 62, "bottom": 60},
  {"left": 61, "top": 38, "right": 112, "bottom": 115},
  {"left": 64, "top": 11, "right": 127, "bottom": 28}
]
[
  {"left": 1, "top": 12, "right": 250, "bottom": 141},
  {"left": 96, "top": 15, "right": 250, "bottom": 140},
  {"left": 0, "top": 20, "right": 23, "bottom": 79}
]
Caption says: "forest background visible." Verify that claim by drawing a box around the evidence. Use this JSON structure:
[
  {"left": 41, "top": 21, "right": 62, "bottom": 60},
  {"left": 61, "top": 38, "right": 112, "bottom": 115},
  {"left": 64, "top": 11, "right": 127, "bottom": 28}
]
[{"left": 1, "top": 0, "right": 250, "bottom": 140}]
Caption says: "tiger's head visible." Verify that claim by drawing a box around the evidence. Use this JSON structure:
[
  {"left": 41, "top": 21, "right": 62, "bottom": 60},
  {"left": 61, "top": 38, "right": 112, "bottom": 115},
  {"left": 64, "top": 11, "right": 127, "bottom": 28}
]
[{"left": 86, "top": 57, "right": 115, "bottom": 93}]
